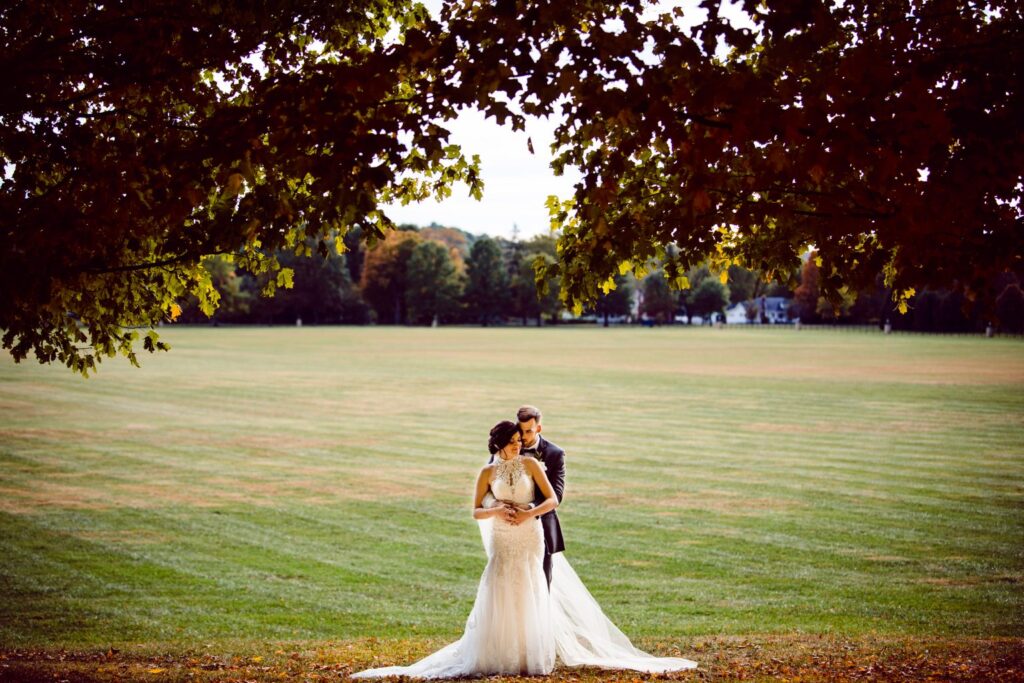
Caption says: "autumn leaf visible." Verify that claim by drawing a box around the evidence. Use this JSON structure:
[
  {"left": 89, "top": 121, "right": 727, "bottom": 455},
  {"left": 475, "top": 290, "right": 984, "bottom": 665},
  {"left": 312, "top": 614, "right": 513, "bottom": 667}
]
[{"left": 276, "top": 268, "right": 295, "bottom": 289}]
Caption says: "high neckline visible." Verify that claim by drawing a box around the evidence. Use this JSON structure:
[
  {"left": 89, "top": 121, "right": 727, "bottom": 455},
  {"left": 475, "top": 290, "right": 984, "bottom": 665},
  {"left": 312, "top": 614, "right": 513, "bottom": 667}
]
[{"left": 493, "top": 454, "right": 526, "bottom": 488}]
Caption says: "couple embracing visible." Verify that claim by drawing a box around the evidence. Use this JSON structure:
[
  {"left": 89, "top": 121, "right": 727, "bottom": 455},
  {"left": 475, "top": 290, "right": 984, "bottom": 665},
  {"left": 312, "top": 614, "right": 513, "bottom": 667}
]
[{"left": 353, "top": 405, "right": 697, "bottom": 679}]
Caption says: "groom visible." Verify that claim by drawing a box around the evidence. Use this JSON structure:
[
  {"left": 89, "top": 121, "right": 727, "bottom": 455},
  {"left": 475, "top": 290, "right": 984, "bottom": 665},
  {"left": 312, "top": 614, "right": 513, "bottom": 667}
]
[{"left": 514, "top": 404, "right": 566, "bottom": 587}]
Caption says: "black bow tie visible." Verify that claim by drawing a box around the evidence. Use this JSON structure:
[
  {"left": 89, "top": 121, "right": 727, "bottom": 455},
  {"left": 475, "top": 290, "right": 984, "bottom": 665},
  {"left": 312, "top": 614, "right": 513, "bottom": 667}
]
[{"left": 523, "top": 447, "right": 538, "bottom": 454}]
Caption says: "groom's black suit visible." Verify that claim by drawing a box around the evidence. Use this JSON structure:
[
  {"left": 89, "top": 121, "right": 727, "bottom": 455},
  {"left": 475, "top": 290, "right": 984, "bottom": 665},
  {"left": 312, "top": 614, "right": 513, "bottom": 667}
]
[{"left": 489, "top": 435, "right": 565, "bottom": 586}]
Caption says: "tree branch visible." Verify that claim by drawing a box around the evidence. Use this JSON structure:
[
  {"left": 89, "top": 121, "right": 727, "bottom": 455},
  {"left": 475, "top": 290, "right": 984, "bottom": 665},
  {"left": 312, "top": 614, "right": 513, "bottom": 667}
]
[{"left": 81, "top": 254, "right": 192, "bottom": 275}]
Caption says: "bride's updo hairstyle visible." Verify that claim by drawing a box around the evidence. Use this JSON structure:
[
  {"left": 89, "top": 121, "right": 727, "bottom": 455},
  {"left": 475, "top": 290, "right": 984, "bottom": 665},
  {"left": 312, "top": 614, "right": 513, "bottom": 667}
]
[{"left": 488, "top": 420, "right": 522, "bottom": 455}]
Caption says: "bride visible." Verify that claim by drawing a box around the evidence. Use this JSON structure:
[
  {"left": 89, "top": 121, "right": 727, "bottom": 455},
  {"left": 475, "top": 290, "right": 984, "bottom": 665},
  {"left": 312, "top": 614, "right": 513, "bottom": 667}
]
[{"left": 352, "top": 421, "right": 697, "bottom": 678}]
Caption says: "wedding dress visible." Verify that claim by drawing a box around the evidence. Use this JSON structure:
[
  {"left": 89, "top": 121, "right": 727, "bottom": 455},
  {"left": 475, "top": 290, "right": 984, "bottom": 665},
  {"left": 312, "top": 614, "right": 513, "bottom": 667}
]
[{"left": 352, "top": 456, "right": 697, "bottom": 678}]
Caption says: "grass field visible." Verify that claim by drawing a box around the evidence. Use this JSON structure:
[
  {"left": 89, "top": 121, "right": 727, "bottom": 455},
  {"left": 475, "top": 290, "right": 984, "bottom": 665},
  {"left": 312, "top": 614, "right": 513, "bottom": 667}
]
[{"left": 1, "top": 326, "right": 1022, "bottom": 679}]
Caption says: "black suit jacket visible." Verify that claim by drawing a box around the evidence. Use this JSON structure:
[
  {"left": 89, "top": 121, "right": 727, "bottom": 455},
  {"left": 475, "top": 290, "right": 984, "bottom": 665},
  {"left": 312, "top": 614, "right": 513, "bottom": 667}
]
[
  {"left": 524, "top": 436, "right": 565, "bottom": 555},
  {"left": 487, "top": 436, "right": 566, "bottom": 555}
]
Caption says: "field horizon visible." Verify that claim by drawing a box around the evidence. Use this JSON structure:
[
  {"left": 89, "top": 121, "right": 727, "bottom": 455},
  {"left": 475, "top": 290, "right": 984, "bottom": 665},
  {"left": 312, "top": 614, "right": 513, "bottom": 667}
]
[{"left": 2, "top": 326, "right": 1022, "bottom": 679}]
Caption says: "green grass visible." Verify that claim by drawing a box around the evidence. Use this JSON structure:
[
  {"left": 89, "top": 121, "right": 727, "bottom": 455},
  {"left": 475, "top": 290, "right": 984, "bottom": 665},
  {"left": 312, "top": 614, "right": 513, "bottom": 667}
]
[{"left": 1, "top": 326, "right": 1022, "bottom": 650}]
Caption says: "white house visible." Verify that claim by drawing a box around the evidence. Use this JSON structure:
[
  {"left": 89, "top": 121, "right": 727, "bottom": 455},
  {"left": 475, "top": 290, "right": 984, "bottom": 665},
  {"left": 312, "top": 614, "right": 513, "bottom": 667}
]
[
  {"left": 725, "top": 302, "right": 753, "bottom": 324},
  {"left": 726, "top": 296, "right": 794, "bottom": 324}
]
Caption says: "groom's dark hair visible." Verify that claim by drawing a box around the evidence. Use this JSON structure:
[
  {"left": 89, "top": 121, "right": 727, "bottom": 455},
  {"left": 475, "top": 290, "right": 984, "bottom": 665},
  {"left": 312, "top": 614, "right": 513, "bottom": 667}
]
[
  {"left": 517, "top": 405, "right": 542, "bottom": 424},
  {"left": 488, "top": 420, "right": 522, "bottom": 455}
]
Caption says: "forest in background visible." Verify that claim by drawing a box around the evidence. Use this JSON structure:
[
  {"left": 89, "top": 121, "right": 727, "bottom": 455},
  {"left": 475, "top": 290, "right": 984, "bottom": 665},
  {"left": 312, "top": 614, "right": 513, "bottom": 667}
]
[{"left": 177, "top": 223, "right": 1024, "bottom": 334}]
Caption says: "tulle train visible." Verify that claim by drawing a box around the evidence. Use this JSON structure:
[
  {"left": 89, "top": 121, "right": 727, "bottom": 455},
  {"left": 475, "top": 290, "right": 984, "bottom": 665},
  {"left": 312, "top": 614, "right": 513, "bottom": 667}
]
[
  {"left": 351, "top": 550, "right": 697, "bottom": 678},
  {"left": 549, "top": 553, "right": 697, "bottom": 673}
]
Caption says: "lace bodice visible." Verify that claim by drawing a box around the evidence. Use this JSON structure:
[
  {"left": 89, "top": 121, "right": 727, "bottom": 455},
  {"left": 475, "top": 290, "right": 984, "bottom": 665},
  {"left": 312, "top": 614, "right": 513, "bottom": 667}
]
[{"left": 490, "top": 455, "right": 535, "bottom": 504}]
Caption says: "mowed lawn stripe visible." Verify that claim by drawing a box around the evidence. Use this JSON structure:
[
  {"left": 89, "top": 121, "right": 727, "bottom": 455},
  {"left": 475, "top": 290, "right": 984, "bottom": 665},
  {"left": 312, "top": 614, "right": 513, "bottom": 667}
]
[{"left": 1, "top": 327, "right": 1021, "bottom": 647}]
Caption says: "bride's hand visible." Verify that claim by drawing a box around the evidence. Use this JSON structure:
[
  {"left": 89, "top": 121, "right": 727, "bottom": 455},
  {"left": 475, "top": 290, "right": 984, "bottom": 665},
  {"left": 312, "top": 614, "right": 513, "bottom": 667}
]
[
  {"left": 500, "top": 503, "right": 519, "bottom": 523},
  {"left": 510, "top": 507, "right": 531, "bottom": 525}
]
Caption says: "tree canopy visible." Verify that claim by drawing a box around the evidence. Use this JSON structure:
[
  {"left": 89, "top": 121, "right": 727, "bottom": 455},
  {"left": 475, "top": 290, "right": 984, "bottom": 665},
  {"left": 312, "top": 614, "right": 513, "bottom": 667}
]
[
  {"left": 405, "top": 239, "right": 462, "bottom": 324},
  {"left": 465, "top": 0, "right": 1021, "bottom": 314},
  {"left": 360, "top": 231, "right": 423, "bottom": 324},
  {"left": 465, "top": 236, "right": 509, "bottom": 325},
  {"left": 2, "top": 0, "right": 1021, "bottom": 373},
  {"left": 1, "top": 0, "right": 478, "bottom": 372}
]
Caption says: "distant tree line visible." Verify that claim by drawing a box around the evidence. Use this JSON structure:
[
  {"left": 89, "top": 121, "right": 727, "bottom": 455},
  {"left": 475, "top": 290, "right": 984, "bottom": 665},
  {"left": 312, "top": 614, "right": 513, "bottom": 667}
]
[
  {"left": 178, "top": 226, "right": 1024, "bottom": 334},
  {"left": 178, "top": 224, "right": 565, "bottom": 327},
  {"left": 791, "top": 253, "right": 1024, "bottom": 334}
]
